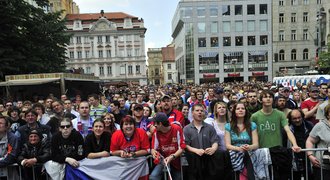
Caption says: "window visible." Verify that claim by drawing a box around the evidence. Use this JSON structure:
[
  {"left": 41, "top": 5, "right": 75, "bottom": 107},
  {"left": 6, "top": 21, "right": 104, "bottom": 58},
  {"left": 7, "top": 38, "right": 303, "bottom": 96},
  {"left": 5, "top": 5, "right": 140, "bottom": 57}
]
[
  {"left": 279, "top": 0, "right": 284, "bottom": 6},
  {"left": 279, "top": 50, "right": 285, "bottom": 61},
  {"left": 291, "top": 30, "right": 296, "bottom": 40},
  {"left": 291, "top": 0, "right": 297, "bottom": 5},
  {"left": 70, "top": 37, "right": 74, "bottom": 44},
  {"left": 85, "top": 51, "right": 89, "bottom": 58},
  {"left": 97, "top": 36, "right": 102, "bottom": 43},
  {"left": 279, "top": 30, "right": 285, "bottom": 41},
  {"left": 136, "top": 65, "right": 141, "bottom": 74},
  {"left": 197, "top": 23, "right": 206, "bottom": 33},
  {"left": 291, "top": 49, "right": 297, "bottom": 60},
  {"left": 260, "top": 4, "right": 267, "bottom": 14},
  {"left": 210, "top": 7, "right": 218, "bottom": 17},
  {"left": 167, "top": 64, "right": 171, "bottom": 70},
  {"left": 184, "top": 7, "right": 193, "bottom": 18},
  {"left": 107, "top": 66, "right": 112, "bottom": 75},
  {"left": 303, "top": 0, "right": 309, "bottom": 5},
  {"left": 303, "top": 49, "right": 309, "bottom": 60},
  {"left": 223, "top": 21, "right": 230, "bottom": 32},
  {"left": 77, "top": 51, "right": 82, "bottom": 59},
  {"left": 99, "top": 66, "right": 104, "bottom": 75},
  {"left": 135, "top": 49, "right": 140, "bottom": 56},
  {"left": 76, "top": 36, "right": 81, "bottom": 44},
  {"left": 210, "top": 37, "right": 219, "bottom": 47},
  {"left": 128, "top": 65, "right": 133, "bottom": 74},
  {"left": 168, "top": 73, "right": 172, "bottom": 80},
  {"left": 119, "top": 49, "right": 124, "bottom": 57},
  {"left": 279, "top": 13, "right": 284, "bottom": 23},
  {"left": 235, "top": 21, "right": 243, "bottom": 32},
  {"left": 155, "top": 68, "right": 159, "bottom": 76},
  {"left": 118, "top": 36, "right": 124, "bottom": 42},
  {"left": 222, "top": 5, "right": 230, "bottom": 15},
  {"left": 235, "top": 36, "right": 243, "bottom": 46},
  {"left": 106, "top": 36, "right": 110, "bottom": 43},
  {"left": 303, "top": 29, "right": 308, "bottom": 40},
  {"left": 134, "top": 35, "right": 140, "bottom": 41},
  {"left": 84, "top": 36, "right": 89, "bottom": 43},
  {"left": 260, "top": 20, "right": 268, "bottom": 31},
  {"left": 247, "top": 20, "right": 255, "bottom": 31},
  {"left": 260, "top": 35, "right": 268, "bottom": 45},
  {"left": 197, "top": 7, "right": 206, "bottom": 17},
  {"left": 127, "top": 49, "right": 132, "bottom": 57},
  {"left": 291, "top": 13, "right": 296, "bottom": 23},
  {"left": 120, "top": 66, "right": 125, "bottom": 74},
  {"left": 198, "top": 38, "right": 206, "bottom": 47},
  {"left": 106, "top": 50, "right": 111, "bottom": 57},
  {"left": 69, "top": 51, "right": 74, "bottom": 58},
  {"left": 235, "top": 5, "right": 242, "bottom": 15},
  {"left": 303, "top": 12, "right": 308, "bottom": 22},
  {"left": 223, "top": 37, "right": 231, "bottom": 46},
  {"left": 248, "top": 36, "right": 255, "bottom": 45},
  {"left": 211, "top": 22, "right": 218, "bottom": 33},
  {"left": 317, "top": 0, "right": 321, "bottom": 4},
  {"left": 247, "top": 5, "right": 255, "bottom": 15},
  {"left": 86, "top": 67, "right": 91, "bottom": 74},
  {"left": 126, "top": 35, "right": 132, "bottom": 42},
  {"left": 98, "top": 50, "right": 103, "bottom": 58}
]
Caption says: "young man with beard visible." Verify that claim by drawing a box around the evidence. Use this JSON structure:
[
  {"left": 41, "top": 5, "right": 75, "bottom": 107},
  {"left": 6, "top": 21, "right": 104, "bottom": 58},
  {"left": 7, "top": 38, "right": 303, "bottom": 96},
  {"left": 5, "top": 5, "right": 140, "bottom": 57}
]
[
  {"left": 246, "top": 91, "right": 262, "bottom": 117},
  {"left": 72, "top": 101, "right": 94, "bottom": 138},
  {"left": 316, "top": 85, "right": 330, "bottom": 121},
  {"left": 161, "top": 95, "right": 185, "bottom": 127},
  {"left": 275, "top": 95, "right": 292, "bottom": 117},
  {"left": 150, "top": 112, "right": 186, "bottom": 180},
  {"left": 88, "top": 94, "right": 107, "bottom": 120},
  {"left": 301, "top": 86, "right": 321, "bottom": 125}
]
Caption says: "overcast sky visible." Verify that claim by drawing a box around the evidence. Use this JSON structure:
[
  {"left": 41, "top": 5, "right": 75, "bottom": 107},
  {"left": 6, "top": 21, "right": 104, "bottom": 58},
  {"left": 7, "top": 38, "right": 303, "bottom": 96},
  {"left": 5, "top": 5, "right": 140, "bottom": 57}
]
[{"left": 74, "top": 0, "right": 179, "bottom": 53}]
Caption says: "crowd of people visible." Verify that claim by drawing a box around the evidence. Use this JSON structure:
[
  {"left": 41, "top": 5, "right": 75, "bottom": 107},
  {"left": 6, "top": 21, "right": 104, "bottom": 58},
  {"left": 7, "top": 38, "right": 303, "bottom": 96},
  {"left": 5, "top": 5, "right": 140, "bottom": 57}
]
[{"left": 0, "top": 81, "right": 329, "bottom": 180}]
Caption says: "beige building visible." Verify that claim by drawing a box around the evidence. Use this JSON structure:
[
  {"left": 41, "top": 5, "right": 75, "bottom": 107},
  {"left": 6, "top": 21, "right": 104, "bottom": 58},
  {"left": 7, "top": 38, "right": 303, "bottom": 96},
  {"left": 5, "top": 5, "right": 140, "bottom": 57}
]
[
  {"left": 147, "top": 48, "right": 163, "bottom": 85},
  {"left": 49, "top": 0, "right": 79, "bottom": 18},
  {"left": 65, "top": 11, "right": 148, "bottom": 85},
  {"left": 272, "top": 0, "right": 330, "bottom": 77},
  {"left": 162, "top": 45, "right": 177, "bottom": 84}
]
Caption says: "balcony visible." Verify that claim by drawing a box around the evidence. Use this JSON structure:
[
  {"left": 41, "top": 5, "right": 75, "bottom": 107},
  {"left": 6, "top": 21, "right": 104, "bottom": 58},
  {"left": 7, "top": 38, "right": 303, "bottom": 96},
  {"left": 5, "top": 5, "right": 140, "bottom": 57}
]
[{"left": 248, "top": 62, "right": 268, "bottom": 71}]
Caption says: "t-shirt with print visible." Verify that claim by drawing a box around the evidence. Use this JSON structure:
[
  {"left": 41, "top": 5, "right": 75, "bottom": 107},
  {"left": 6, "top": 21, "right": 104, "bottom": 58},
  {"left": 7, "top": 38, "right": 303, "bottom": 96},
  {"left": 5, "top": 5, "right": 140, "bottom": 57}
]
[
  {"left": 251, "top": 109, "right": 288, "bottom": 148},
  {"left": 225, "top": 122, "right": 257, "bottom": 147}
]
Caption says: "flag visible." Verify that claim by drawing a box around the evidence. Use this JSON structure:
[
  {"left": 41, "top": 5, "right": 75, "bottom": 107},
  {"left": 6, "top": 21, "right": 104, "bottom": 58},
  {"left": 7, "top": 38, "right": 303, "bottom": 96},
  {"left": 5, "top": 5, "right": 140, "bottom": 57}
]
[{"left": 65, "top": 156, "right": 149, "bottom": 180}]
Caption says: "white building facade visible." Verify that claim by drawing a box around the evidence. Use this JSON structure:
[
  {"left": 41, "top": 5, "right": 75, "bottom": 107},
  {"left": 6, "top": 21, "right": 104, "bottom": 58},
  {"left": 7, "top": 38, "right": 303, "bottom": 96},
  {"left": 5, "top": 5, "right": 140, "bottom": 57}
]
[{"left": 65, "top": 12, "right": 147, "bottom": 85}]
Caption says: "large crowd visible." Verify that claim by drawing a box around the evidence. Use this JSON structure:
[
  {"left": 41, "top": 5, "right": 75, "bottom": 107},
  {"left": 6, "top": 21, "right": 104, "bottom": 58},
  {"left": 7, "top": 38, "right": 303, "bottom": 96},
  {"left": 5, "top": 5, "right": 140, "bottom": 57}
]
[{"left": 0, "top": 81, "right": 330, "bottom": 180}]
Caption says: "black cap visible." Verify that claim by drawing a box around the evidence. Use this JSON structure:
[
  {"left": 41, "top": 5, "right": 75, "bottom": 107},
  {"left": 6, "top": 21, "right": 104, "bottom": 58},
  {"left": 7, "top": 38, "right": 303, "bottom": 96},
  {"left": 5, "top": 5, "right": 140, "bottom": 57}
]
[
  {"left": 134, "top": 104, "right": 144, "bottom": 110},
  {"left": 152, "top": 112, "right": 168, "bottom": 123},
  {"left": 28, "top": 129, "right": 42, "bottom": 139},
  {"left": 215, "top": 88, "right": 224, "bottom": 94}
]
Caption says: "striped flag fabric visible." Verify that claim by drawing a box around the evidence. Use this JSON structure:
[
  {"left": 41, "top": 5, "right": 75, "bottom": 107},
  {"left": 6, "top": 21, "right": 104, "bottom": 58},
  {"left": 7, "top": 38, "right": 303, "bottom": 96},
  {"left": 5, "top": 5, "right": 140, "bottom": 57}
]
[{"left": 65, "top": 156, "right": 149, "bottom": 180}]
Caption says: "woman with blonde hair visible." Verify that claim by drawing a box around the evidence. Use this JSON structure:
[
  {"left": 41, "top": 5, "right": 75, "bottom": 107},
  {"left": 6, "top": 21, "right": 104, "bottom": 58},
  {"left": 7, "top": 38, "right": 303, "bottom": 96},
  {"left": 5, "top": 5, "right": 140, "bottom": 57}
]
[{"left": 204, "top": 101, "right": 230, "bottom": 151}]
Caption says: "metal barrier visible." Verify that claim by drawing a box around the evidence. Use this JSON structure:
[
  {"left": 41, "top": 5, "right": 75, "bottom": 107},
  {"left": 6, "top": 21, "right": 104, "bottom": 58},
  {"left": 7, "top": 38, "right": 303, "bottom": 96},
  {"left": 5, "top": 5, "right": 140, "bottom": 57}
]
[{"left": 0, "top": 163, "right": 21, "bottom": 180}]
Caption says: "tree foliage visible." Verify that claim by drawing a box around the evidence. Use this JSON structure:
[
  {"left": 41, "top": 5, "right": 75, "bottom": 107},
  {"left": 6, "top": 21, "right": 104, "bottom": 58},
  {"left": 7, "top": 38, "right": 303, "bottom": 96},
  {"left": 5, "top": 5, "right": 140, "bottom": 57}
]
[
  {"left": 0, "top": 0, "right": 70, "bottom": 80},
  {"left": 317, "top": 43, "right": 330, "bottom": 74}
]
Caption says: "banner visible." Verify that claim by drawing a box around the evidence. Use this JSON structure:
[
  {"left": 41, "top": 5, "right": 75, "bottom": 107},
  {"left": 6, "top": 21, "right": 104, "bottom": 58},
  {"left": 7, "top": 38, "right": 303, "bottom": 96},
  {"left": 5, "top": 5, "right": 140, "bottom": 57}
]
[{"left": 65, "top": 156, "right": 149, "bottom": 180}]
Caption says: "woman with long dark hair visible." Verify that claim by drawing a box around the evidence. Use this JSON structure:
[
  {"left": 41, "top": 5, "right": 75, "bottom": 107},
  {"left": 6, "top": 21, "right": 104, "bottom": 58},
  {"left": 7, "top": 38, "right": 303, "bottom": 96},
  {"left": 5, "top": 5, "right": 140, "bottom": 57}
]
[
  {"left": 225, "top": 102, "right": 258, "bottom": 179},
  {"left": 103, "top": 112, "right": 120, "bottom": 135}
]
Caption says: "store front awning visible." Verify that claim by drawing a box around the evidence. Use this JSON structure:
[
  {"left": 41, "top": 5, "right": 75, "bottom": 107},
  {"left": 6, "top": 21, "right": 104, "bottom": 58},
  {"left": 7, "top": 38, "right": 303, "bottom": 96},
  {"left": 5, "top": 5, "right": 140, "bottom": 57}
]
[{"left": 0, "top": 78, "right": 60, "bottom": 86}]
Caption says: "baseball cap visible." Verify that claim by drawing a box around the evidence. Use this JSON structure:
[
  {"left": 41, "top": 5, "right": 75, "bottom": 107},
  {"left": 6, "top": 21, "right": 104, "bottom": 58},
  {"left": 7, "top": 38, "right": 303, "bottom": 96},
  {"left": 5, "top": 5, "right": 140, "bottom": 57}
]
[
  {"left": 310, "top": 86, "right": 319, "bottom": 92},
  {"left": 152, "top": 112, "right": 168, "bottom": 123},
  {"left": 28, "top": 129, "right": 42, "bottom": 139},
  {"left": 134, "top": 104, "right": 144, "bottom": 110},
  {"left": 161, "top": 95, "right": 171, "bottom": 101}
]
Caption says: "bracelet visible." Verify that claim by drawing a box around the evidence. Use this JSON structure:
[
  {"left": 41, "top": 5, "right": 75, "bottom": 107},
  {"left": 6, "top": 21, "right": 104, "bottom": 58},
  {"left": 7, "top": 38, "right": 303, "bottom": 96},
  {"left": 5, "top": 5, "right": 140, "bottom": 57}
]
[
  {"left": 307, "top": 154, "right": 313, "bottom": 157},
  {"left": 171, "top": 154, "right": 176, "bottom": 159}
]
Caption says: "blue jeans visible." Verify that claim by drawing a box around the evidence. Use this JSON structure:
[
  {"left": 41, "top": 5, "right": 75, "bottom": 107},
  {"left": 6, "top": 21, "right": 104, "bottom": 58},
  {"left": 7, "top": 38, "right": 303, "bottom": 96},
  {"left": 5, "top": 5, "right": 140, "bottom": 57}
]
[{"left": 150, "top": 164, "right": 181, "bottom": 180}]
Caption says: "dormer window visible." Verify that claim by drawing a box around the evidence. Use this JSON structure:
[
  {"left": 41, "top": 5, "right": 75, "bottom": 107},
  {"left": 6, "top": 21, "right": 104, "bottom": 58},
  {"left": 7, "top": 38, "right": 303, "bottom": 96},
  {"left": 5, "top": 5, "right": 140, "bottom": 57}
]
[{"left": 124, "top": 18, "right": 132, "bottom": 28}]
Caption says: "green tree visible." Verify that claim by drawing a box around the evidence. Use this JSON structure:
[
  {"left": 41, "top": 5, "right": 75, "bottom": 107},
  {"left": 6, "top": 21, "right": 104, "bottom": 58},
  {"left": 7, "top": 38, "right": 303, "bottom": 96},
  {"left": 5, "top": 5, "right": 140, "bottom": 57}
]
[
  {"left": 0, "top": 0, "right": 70, "bottom": 80},
  {"left": 317, "top": 43, "right": 330, "bottom": 74}
]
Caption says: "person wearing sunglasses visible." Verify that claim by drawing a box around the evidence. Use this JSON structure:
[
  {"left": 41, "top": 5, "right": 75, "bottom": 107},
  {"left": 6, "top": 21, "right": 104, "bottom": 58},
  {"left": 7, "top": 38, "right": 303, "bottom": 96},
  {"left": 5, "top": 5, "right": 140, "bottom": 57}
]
[{"left": 45, "top": 118, "right": 84, "bottom": 179}]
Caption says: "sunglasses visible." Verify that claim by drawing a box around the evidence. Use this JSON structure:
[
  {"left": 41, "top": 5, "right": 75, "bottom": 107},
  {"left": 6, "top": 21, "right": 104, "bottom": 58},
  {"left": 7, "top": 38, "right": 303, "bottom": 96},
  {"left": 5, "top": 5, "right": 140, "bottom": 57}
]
[{"left": 60, "top": 125, "right": 71, "bottom": 129}]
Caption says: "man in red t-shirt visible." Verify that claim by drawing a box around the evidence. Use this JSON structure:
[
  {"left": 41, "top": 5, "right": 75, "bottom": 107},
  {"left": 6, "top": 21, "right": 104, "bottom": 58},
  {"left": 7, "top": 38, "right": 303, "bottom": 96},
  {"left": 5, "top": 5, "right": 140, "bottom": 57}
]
[
  {"left": 150, "top": 112, "right": 186, "bottom": 180},
  {"left": 301, "top": 86, "right": 321, "bottom": 125},
  {"left": 161, "top": 95, "right": 185, "bottom": 127}
]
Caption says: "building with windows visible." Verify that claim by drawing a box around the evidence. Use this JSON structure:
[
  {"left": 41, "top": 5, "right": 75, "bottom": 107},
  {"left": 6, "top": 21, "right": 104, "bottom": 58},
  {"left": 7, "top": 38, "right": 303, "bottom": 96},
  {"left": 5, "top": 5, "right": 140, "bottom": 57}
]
[
  {"left": 172, "top": 0, "right": 272, "bottom": 84},
  {"left": 162, "top": 45, "right": 177, "bottom": 84},
  {"left": 272, "top": 0, "right": 329, "bottom": 77},
  {"left": 65, "top": 11, "right": 148, "bottom": 85},
  {"left": 147, "top": 48, "right": 163, "bottom": 85},
  {"left": 25, "top": 0, "right": 79, "bottom": 15}
]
